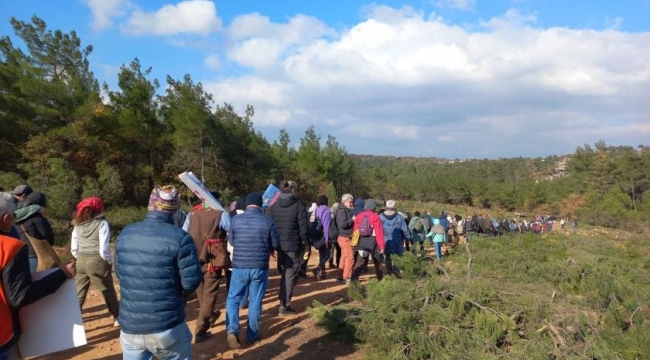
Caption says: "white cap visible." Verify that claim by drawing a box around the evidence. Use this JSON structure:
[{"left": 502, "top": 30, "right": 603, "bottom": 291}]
[{"left": 308, "top": 202, "right": 317, "bottom": 213}]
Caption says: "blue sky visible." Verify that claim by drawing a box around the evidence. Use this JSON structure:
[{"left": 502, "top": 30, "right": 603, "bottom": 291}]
[{"left": 1, "top": 0, "right": 649, "bottom": 159}]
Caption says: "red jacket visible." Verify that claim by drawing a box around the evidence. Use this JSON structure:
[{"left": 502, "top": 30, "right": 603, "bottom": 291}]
[{"left": 352, "top": 210, "right": 385, "bottom": 252}]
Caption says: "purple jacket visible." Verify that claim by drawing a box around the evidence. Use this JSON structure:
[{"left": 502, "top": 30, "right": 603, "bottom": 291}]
[{"left": 315, "top": 205, "right": 331, "bottom": 244}]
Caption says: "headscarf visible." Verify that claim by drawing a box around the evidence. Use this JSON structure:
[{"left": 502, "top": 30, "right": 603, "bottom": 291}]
[
  {"left": 76, "top": 197, "right": 104, "bottom": 218},
  {"left": 148, "top": 185, "right": 180, "bottom": 214}
]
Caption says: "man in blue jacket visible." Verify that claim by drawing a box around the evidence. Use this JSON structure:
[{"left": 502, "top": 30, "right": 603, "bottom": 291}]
[
  {"left": 225, "top": 192, "right": 280, "bottom": 349},
  {"left": 115, "top": 185, "right": 202, "bottom": 360}
]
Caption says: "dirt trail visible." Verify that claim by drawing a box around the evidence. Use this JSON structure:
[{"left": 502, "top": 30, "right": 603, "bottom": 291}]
[{"left": 33, "top": 254, "right": 367, "bottom": 360}]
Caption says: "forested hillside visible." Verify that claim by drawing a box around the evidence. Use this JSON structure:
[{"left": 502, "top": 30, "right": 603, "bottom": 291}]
[{"left": 1, "top": 17, "right": 649, "bottom": 234}]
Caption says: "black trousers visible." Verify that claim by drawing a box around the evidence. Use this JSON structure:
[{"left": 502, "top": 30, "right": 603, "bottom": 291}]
[{"left": 278, "top": 250, "right": 301, "bottom": 309}]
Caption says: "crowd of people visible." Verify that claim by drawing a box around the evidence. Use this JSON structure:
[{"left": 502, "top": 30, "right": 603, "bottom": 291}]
[{"left": 0, "top": 180, "right": 568, "bottom": 359}]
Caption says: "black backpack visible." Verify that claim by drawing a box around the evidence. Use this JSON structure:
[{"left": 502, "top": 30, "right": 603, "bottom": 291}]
[
  {"left": 329, "top": 211, "right": 340, "bottom": 241},
  {"left": 309, "top": 212, "right": 324, "bottom": 240}
]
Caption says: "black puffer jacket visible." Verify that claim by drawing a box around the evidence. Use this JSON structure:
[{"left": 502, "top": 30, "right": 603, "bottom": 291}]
[
  {"left": 14, "top": 193, "right": 55, "bottom": 257},
  {"left": 269, "top": 193, "right": 309, "bottom": 252}
]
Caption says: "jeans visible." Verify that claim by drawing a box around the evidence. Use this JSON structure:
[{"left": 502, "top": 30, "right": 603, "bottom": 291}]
[
  {"left": 226, "top": 268, "right": 268, "bottom": 343},
  {"left": 434, "top": 242, "right": 443, "bottom": 259},
  {"left": 29, "top": 256, "right": 37, "bottom": 272},
  {"left": 120, "top": 322, "right": 192, "bottom": 360},
  {"left": 226, "top": 270, "right": 249, "bottom": 308}
]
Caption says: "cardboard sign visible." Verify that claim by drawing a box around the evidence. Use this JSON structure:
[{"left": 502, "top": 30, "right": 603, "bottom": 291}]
[
  {"left": 17, "top": 269, "right": 87, "bottom": 358},
  {"left": 178, "top": 171, "right": 225, "bottom": 212}
]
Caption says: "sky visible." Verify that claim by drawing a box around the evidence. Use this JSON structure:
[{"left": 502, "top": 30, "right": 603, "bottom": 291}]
[{"left": 1, "top": 0, "right": 649, "bottom": 159}]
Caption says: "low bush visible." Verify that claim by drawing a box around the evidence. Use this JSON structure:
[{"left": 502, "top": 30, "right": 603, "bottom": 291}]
[{"left": 310, "top": 233, "right": 650, "bottom": 359}]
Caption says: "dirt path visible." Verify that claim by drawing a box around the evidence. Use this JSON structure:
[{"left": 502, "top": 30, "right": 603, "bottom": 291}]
[{"left": 33, "top": 253, "right": 368, "bottom": 360}]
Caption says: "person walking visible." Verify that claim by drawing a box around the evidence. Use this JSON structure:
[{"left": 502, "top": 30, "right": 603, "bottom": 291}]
[
  {"left": 71, "top": 196, "right": 120, "bottom": 327},
  {"left": 408, "top": 211, "right": 427, "bottom": 257},
  {"left": 327, "top": 202, "right": 341, "bottom": 269},
  {"left": 225, "top": 192, "right": 280, "bottom": 349},
  {"left": 379, "top": 200, "right": 410, "bottom": 276},
  {"left": 311, "top": 195, "right": 331, "bottom": 280},
  {"left": 350, "top": 199, "right": 385, "bottom": 282},
  {"left": 185, "top": 190, "right": 230, "bottom": 343},
  {"left": 115, "top": 185, "right": 202, "bottom": 360},
  {"left": 269, "top": 180, "right": 309, "bottom": 316},
  {"left": 335, "top": 194, "right": 355, "bottom": 284}
]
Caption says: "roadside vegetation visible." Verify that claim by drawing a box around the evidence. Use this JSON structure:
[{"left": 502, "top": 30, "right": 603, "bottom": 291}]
[{"left": 310, "top": 231, "right": 650, "bottom": 359}]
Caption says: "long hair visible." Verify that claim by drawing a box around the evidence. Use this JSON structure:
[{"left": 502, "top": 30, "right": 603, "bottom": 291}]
[{"left": 74, "top": 207, "right": 94, "bottom": 224}]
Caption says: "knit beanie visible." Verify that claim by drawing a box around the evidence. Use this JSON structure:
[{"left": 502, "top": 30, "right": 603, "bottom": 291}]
[{"left": 148, "top": 185, "right": 180, "bottom": 214}]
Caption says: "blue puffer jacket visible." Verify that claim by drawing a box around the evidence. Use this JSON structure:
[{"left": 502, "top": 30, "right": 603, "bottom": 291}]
[
  {"left": 229, "top": 207, "right": 280, "bottom": 269},
  {"left": 115, "top": 211, "right": 202, "bottom": 335}
]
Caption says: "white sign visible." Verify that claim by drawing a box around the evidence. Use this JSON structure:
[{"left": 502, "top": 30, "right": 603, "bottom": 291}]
[
  {"left": 17, "top": 269, "right": 87, "bottom": 358},
  {"left": 178, "top": 171, "right": 225, "bottom": 212}
]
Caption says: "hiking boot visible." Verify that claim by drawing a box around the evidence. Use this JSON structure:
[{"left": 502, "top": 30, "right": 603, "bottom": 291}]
[
  {"left": 195, "top": 331, "right": 211, "bottom": 344},
  {"left": 278, "top": 306, "right": 297, "bottom": 317},
  {"left": 227, "top": 332, "right": 241, "bottom": 349},
  {"left": 209, "top": 309, "right": 221, "bottom": 328}
]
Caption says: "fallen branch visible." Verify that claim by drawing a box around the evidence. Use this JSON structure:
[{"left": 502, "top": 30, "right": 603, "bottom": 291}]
[
  {"left": 551, "top": 291, "right": 556, "bottom": 303},
  {"left": 421, "top": 296, "right": 431, "bottom": 310},
  {"left": 536, "top": 314, "right": 575, "bottom": 333},
  {"left": 548, "top": 324, "right": 566, "bottom": 348},
  {"left": 434, "top": 261, "right": 451, "bottom": 281},
  {"left": 465, "top": 242, "right": 473, "bottom": 283}
]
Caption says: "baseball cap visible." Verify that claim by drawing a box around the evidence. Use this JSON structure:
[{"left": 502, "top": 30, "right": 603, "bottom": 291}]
[{"left": 10, "top": 185, "right": 33, "bottom": 196}]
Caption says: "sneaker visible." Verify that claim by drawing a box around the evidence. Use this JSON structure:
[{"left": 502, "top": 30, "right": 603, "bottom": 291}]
[
  {"left": 227, "top": 332, "right": 241, "bottom": 349},
  {"left": 195, "top": 331, "right": 212, "bottom": 344},
  {"left": 336, "top": 278, "right": 346, "bottom": 284},
  {"left": 278, "top": 306, "right": 297, "bottom": 317},
  {"left": 209, "top": 309, "right": 221, "bottom": 328}
]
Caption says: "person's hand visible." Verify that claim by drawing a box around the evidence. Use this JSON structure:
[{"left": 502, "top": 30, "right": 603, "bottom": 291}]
[
  {"left": 61, "top": 261, "right": 76, "bottom": 279},
  {"left": 270, "top": 250, "right": 276, "bottom": 259}
]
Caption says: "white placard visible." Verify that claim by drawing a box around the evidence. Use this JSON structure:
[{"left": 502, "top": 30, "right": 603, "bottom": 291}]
[
  {"left": 178, "top": 171, "right": 225, "bottom": 212},
  {"left": 17, "top": 269, "right": 87, "bottom": 358}
]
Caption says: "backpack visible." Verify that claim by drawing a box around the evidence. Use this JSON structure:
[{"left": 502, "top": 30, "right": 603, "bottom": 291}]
[
  {"left": 382, "top": 215, "right": 404, "bottom": 254},
  {"left": 329, "top": 210, "right": 341, "bottom": 241},
  {"left": 412, "top": 218, "right": 423, "bottom": 231},
  {"left": 358, "top": 214, "right": 373, "bottom": 237},
  {"left": 309, "top": 214, "right": 324, "bottom": 241},
  {"left": 432, "top": 224, "right": 445, "bottom": 235},
  {"left": 509, "top": 222, "right": 516, "bottom": 231},
  {"left": 421, "top": 216, "right": 431, "bottom": 229},
  {"left": 456, "top": 219, "right": 465, "bottom": 235}
]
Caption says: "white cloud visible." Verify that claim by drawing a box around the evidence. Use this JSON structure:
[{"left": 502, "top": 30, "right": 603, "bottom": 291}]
[
  {"left": 122, "top": 0, "right": 221, "bottom": 36},
  {"left": 202, "top": 5, "right": 650, "bottom": 158},
  {"left": 82, "top": 0, "right": 131, "bottom": 31},
  {"left": 435, "top": 0, "right": 475, "bottom": 10},
  {"left": 225, "top": 13, "right": 334, "bottom": 70},
  {"left": 204, "top": 54, "right": 220, "bottom": 70}
]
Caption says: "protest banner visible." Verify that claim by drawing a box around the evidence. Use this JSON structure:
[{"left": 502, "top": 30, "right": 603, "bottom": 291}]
[
  {"left": 178, "top": 171, "right": 225, "bottom": 212},
  {"left": 262, "top": 184, "right": 280, "bottom": 208}
]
